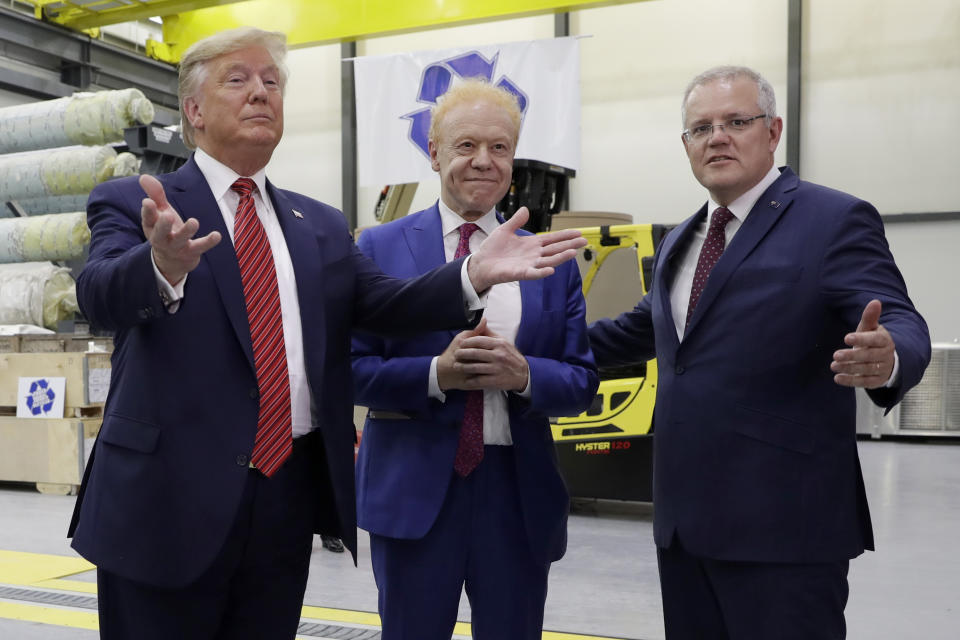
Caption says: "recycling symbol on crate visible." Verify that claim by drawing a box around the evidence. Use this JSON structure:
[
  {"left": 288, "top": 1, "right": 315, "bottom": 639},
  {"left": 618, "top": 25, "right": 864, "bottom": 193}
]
[
  {"left": 25, "top": 378, "right": 56, "bottom": 416},
  {"left": 403, "top": 51, "right": 529, "bottom": 159}
]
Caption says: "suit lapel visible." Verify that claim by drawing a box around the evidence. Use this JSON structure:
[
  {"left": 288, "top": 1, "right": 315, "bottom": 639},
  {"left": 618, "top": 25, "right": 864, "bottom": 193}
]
[
  {"left": 514, "top": 277, "right": 542, "bottom": 353},
  {"left": 657, "top": 208, "right": 705, "bottom": 349},
  {"left": 404, "top": 204, "right": 446, "bottom": 275},
  {"left": 684, "top": 169, "right": 797, "bottom": 336},
  {"left": 164, "top": 157, "right": 255, "bottom": 370},
  {"left": 404, "top": 205, "right": 457, "bottom": 339},
  {"left": 268, "top": 180, "right": 321, "bottom": 299}
]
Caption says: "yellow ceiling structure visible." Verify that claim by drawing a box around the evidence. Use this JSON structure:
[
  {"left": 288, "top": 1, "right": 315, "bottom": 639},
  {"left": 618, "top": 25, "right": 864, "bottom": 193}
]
[{"left": 27, "top": 0, "right": 652, "bottom": 63}]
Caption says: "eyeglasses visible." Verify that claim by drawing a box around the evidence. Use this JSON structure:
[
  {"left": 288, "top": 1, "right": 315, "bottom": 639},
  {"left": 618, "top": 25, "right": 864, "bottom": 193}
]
[{"left": 682, "top": 114, "right": 768, "bottom": 143}]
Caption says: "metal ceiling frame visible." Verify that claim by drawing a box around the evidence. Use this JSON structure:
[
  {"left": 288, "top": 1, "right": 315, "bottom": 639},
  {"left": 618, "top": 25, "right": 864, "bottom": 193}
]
[{"left": 0, "top": 5, "right": 179, "bottom": 123}]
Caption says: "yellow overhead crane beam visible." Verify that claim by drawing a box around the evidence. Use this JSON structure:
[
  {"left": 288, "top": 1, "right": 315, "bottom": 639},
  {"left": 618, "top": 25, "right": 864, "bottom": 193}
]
[{"left": 28, "top": 0, "right": 654, "bottom": 63}]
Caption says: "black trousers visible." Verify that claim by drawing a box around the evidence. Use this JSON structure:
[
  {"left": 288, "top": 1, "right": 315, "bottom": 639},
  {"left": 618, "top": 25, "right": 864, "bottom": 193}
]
[
  {"left": 657, "top": 538, "right": 849, "bottom": 640},
  {"left": 97, "top": 431, "right": 324, "bottom": 640}
]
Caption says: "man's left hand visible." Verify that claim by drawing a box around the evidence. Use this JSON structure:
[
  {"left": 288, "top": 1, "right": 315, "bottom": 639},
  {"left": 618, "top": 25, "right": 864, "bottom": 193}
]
[
  {"left": 467, "top": 207, "right": 586, "bottom": 293},
  {"left": 831, "top": 299, "right": 896, "bottom": 389},
  {"left": 453, "top": 323, "right": 529, "bottom": 392}
]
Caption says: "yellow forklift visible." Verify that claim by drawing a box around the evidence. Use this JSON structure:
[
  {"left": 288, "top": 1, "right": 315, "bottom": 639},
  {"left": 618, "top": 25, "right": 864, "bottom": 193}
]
[{"left": 550, "top": 223, "right": 666, "bottom": 502}]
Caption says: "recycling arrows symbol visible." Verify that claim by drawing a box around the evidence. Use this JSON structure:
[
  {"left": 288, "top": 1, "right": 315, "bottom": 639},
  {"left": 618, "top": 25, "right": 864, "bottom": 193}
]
[{"left": 404, "top": 51, "right": 529, "bottom": 159}]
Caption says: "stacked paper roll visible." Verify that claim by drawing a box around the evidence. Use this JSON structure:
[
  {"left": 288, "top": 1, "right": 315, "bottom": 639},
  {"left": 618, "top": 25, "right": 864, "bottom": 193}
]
[
  {"left": 0, "top": 89, "right": 155, "bottom": 153},
  {"left": 0, "top": 212, "right": 90, "bottom": 264}
]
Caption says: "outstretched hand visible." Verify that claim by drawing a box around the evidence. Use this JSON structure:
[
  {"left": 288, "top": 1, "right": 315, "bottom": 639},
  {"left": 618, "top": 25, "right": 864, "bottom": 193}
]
[
  {"left": 831, "top": 299, "right": 896, "bottom": 389},
  {"left": 140, "top": 174, "right": 221, "bottom": 285},
  {"left": 466, "top": 207, "right": 586, "bottom": 293}
]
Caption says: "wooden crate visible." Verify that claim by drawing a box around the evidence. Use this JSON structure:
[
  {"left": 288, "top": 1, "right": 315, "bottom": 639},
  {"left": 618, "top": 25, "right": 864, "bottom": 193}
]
[
  {"left": 0, "top": 334, "right": 113, "bottom": 354},
  {"left": 0, "top": 351, "right": 111, "bottom": 410},
  {"left": 0, "top": 416, "right": 101, "bottom": 493}
]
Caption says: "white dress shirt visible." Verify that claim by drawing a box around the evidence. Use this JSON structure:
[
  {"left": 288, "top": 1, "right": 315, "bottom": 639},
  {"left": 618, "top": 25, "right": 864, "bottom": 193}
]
[{"left": 427, "top": 200, "right": 529, "bottom": 446}]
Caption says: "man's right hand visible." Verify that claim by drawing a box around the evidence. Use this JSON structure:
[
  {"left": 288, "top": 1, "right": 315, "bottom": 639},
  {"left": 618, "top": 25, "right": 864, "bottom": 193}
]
[
  {"left": 437, "top": 318, "right": 489, "bottom": 392},
  {"left": 140, "top": 174, "right": 221, "bottom": 285}
]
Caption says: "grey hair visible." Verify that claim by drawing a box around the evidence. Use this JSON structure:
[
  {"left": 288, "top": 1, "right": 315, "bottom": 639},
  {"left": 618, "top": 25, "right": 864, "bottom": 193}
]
[
  {"left": 178, "top": 27, "right": 288, "bottom": 150},
  {"left": 681, "top": 66, "right": 777, "bottom": 126}
]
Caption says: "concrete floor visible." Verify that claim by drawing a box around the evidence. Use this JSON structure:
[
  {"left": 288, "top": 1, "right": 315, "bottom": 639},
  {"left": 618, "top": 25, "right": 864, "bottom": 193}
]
[{"left": 1, "top": 438, "right": 958, "bottom": 639}]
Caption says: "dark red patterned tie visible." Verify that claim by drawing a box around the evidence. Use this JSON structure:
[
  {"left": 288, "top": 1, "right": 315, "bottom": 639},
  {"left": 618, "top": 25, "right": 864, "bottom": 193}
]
[
  {"left": 452, "top": 222, "right": 484, "bottom": 477},
  {"left": 685, "top": 206, "right": 735, "bottom": 328},
  {"left": 231, "top": 178, "right": 292, "bottom": 477}
]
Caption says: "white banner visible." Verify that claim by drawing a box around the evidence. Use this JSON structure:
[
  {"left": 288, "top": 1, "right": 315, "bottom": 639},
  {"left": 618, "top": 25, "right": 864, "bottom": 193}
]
[{"left": 354, "top": 37, "right": 581, "bottom": 187}]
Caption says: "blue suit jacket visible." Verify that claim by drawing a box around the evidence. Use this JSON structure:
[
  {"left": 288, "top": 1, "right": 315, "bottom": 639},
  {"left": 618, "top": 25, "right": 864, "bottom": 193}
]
[
  {"left": 589, "top": 167, "right": 930, "bottom": 563},
  {"left": 351, "top": 204, "right": 598, "bottom": 566},
  {"left": 69, "top": 157, "right": 473, "bottom": 588}
]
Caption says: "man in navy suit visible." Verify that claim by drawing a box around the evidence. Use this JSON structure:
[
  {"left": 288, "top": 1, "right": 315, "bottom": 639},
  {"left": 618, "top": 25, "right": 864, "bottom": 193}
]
[
  {"left": 68, "top": 28, "right": 586, "bottom": 640},
  {"left": 588, "top": 66, "right": 930, "bottom": 639},
  {"left": 351, "top": 80, "right": 598, "bottom": 639}
]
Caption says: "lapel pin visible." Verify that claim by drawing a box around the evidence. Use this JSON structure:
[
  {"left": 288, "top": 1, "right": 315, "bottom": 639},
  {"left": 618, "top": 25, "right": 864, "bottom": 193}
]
[
  {"left": 769, "top": 200, "right": 780, "bottom": 208},
  {"left": 292, "top": 209, "right": 304, "bottom": 219}
]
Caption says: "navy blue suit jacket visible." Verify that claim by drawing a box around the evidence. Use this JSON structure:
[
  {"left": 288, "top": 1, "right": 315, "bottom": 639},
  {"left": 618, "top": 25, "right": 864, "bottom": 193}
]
[
  {"left": 69, "top": 157, "right": 473, "bottom": 588},
  {"left": 351, "top": 204, "right": 598, "bottom": 566},
  {"left": 589, "top": 167, "right": 930, "bottom": 563}
]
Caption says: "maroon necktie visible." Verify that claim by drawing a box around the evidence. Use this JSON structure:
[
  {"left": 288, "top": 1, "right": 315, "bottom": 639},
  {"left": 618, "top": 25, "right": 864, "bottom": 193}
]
[
  {"left": 452, "top": 222, "right": 484, "bottom": 477},
  {"left": 685, "top": 206, "right": 735, "bottom": 328},
  {"left": 231, "top": 178, "right": 292, "bottom": 477}
]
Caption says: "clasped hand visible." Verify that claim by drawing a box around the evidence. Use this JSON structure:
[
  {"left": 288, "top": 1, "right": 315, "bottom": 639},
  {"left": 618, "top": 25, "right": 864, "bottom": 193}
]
[
  {"left": 437, "top": 319, "right": 529, "bottom": 393},
  {"left": 140, "top": 174, "right": 221, "bottom": 285}
]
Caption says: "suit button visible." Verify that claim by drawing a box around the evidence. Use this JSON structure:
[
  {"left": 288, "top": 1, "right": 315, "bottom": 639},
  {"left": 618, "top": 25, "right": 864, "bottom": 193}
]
[
  {"left": 236, "top": 454, "right": 249, "bottom": 466},
  {"left": 675, "top": 365, "right": 685, "bottom": 375},
  {"left": 249, "top": 388, "right": 259, "bottom": 399}
]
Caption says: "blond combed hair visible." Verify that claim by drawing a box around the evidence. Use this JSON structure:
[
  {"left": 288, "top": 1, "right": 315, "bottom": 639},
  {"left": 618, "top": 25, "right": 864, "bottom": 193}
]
[
  {"left": 428, "top": 79, "right": 523, "bottom": 146},
  {"left": 178, "top": 27, "right": 288, "bottom": 150}
]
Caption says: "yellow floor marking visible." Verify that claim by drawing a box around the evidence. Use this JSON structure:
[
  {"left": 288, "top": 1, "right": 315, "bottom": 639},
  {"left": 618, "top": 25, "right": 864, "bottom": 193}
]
[
  {"left": 0, "top": 601, "right": 98, "bottom": 630},
  {"left": 0, "top": 550, "right": 93, "bottom": 584},
  {"left": 300, "top": 603, "right": 381, "bottom": 626},
  {"left": 1, "top": 550, "right": 629, "bottom": 640},
  {"left": 34, "top": 578, "right": 98, "bottom": 594}
]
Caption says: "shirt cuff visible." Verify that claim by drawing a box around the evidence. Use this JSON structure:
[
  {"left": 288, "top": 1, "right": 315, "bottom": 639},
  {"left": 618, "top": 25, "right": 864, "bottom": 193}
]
[
  {"left": 428, "top": 356, "right": 446, "bottom": 402},
  {"left": 460, "top": 255, "right": 487, "bottom": 312},
  {"left": 152, "top": 250, "right": 185, "bottom": 313},
  {"left": 514, "top": 366, "right": 532, "bottom": 399},
  {"left": 883, "top": 350, "right": 901, "bottom": 388}
]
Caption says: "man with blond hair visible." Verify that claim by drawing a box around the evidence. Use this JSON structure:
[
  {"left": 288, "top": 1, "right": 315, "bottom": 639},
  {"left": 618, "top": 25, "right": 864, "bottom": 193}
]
[
  {"left": 352, "top": 79, "right": 598, "bottom": 639},
  {"left": 68, "top": 28, "right": 586, "bottom": 639}
]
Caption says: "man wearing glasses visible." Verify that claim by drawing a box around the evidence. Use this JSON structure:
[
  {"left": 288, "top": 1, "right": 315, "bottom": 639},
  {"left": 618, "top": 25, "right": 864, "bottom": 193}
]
[{"left": 588, "top": 66, "right": 929, "bottom": 638}]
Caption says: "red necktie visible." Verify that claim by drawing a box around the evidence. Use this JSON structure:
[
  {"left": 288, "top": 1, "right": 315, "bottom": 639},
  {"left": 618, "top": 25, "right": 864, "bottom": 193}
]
[
  {"left": 685, "top": 206, "right": 735, "bottom": 328},
  {"left": 231, "top": 178, "right": 292, "bottom": 477},
  {"left": 452, "top": 222, "right": 484, "bottom": 477}
]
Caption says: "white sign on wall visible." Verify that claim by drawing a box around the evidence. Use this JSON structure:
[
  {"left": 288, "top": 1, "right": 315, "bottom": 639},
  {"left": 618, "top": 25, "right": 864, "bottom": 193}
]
[{"left": 354, "top": 36, "right": 581, "bottom": 187}]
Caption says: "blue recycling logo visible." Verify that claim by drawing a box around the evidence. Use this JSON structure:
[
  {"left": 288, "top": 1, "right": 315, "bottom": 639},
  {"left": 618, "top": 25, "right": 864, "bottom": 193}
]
[
  {"left": 25, "top": 378, "right": 56, "bottom": 416},
  {"left": 403, "top": 51, "right": 529, "bottom": 159}
]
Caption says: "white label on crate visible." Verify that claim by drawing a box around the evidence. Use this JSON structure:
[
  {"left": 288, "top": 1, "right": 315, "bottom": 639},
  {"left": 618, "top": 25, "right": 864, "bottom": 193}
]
[
  {"left": 17, "top": 376, "right": 66, "bottom": 419},
  {"left": 88, "top": 368, "right": 111, "bottom": 404},
  {"left": 84, "top": 436, "right": 95, "bottom": 466}
]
